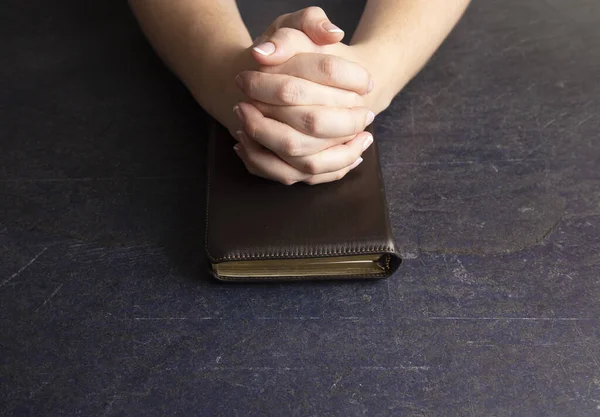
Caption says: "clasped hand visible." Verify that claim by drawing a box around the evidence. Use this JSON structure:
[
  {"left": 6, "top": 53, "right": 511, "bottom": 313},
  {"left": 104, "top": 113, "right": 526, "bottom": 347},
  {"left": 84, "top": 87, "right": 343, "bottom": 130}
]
[{"left": 232, "top": 7, "right": 375, "bottom": 185}]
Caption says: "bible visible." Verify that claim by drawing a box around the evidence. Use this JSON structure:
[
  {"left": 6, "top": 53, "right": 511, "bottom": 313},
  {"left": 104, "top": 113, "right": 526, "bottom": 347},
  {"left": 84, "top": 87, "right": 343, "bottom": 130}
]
[{"left": 205, "top": 122, "right": 401, "bottom": 281}]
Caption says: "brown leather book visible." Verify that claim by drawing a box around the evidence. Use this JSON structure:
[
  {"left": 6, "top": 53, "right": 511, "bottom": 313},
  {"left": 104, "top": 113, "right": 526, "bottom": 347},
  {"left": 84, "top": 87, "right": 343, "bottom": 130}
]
[{"left": 205, "top": 122, "right": 401, "bottom": 281}]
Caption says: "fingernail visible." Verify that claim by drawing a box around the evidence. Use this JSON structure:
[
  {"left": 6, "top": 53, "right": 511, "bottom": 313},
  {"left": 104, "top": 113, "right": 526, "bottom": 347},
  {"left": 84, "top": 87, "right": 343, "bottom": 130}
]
[
  {"left": 233, "top": 105, "right": 244, "bottom": 122},
  {"left": 233, "top": 143, "right": 241, "bottom": 153},
  {"left": 235, "top": 129, "right": 245, "bottom": 143},
  {"left": 350, "top": 157, "right": 364, "bottom": 170},
  {"left": 322, "top": 21, "right": 343, "bottom": 33},
  {"left": 368, "top": 78, "right": 374, "bottom": 93},
  {"left": 362, "top": 135, "right": 373, "bottom": 151},
  {"left": 366, "top": 111, "right": 375, "bottom": 125},
  {"left": 253, "top": 42, "right": 276, "bottom": 56}
]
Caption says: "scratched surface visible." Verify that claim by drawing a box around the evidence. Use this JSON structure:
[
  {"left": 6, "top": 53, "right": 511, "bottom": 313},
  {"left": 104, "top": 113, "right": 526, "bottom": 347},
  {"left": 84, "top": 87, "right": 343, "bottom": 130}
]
[{"left": 2, "top": 0, "right": 600, "bottom": 416}]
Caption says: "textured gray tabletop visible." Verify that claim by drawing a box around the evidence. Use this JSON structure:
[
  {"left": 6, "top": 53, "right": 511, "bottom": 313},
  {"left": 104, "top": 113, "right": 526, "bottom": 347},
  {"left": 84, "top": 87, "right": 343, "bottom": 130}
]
[{"left": 2, "top": 0, "right": 599, "bottom": 416}]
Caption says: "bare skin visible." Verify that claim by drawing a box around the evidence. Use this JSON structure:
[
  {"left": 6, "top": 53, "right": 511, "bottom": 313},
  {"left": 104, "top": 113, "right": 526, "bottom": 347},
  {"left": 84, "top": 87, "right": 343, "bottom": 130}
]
[{"left": 129, "top": 1, "right": 470, "bottom": 184}]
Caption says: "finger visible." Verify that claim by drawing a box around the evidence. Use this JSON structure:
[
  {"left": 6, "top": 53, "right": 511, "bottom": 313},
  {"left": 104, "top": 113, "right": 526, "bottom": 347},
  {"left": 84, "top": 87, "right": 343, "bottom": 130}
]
[
  {"left": 285, "top": 131, "right": 373, "bottom": 175},
  {"left": 260, "top": 53, "right": 373, "bottom": 95},
  {"left": 257, "top": 8, "right": 342, "bottom": 50},
  {"left": 233, "top": 138, "right": 311, "bottom": 186},
  {"left": 234, "top": 102, "right": 351, "bottom": 156},
  {"left": 274, "top": 7, "right": 344, "bottom": 46},
  {"left": 236, "top": 71, "right": 364, "bottom": 107},
  {"left": 303, "top": 158, "right": 364, "bottom": 185},
  {"left": 234, "top": 132, "right": 364, "bottom": 185},
  {"left": 252, "top": 101, "right": 375, "bottom": 138},
  {"left": 251, "top": 27, "right": 321, "bottom": 66}
]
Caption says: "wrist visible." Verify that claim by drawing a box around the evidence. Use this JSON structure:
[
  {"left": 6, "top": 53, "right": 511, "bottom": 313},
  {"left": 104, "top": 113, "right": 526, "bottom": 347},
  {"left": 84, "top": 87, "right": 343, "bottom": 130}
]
[
  {"left": 351, "top": 43, "right": 409, "bottom": 115},
  {"left": 189, "top": 43, "right": 255, "bottom": 134}
]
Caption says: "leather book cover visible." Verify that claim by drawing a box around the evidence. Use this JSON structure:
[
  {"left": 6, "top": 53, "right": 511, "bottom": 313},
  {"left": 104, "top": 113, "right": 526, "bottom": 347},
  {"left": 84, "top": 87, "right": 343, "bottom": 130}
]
[{"left": 205, "top": 122, "right": 401, "bottom": 281}]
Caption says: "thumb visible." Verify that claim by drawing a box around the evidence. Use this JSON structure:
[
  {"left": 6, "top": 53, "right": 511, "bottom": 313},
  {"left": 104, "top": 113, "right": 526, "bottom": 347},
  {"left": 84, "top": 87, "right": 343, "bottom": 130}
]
[
  {"left": 251, "top": 28, "right": 321, "bottom": 66},
  {"left": 251, "top": 7, "right": 343, "bottom": 66},
  {"left": 278, "top": 7, "right": 344, "bottom": 46}
]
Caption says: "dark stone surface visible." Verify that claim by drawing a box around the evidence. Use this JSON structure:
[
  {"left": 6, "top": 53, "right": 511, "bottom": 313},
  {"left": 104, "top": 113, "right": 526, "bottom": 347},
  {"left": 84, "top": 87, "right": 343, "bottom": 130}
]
[{"left": 2, "top": 0, "right": 599, "bottom": 416}]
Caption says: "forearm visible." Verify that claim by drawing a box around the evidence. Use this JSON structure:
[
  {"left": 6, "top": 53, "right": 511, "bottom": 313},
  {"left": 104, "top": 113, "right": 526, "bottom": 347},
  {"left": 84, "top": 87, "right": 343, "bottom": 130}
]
[
  {"left": 128, "top": 0, "right": 254, "bottom": 129},
  {"left": 351, "top": 0, "right": 471, "bottom": 111}
]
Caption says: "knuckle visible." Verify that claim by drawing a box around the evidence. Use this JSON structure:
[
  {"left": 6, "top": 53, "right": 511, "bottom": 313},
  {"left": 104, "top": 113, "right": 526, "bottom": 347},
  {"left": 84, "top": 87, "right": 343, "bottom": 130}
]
[
  {"left": 303, "top": 176, "right": 318, "bottom": 186},
  {"left": 354, "top": 112, "right": 364, "bottom": 133},
  {"left": 244, "top": 118, "right": 259, "bottom": 139},
  {"left": 279, "top": 177, "right": 297, "bottom": 186},
  {"left": 277, "top": 80, "right": 303, "bottom": 104},
  {"left": 303, "top": 6, "right": 324, "bottom": 19},
  {"left": 236, "top": 73, "right": 248, "bottom": 93},
  {"left": 271, "top": 27, "right": 297, "bottom": 49},
  {"left": 274, "top": 27, "right": 295, "bottom": 41},
  {"left": 273, "top": 14, "right": 286, "bottom": 29},
  {"left": 318, "top": 56, "right": 337, "bottom": 82},
  {"left": 280, "top": 135, "right": 301, "bottom": 157},
  {"left": 301, "top": 111, "right": 321, "bottom": 135},
  {"left": 358, "top": 68, "right": 372, "bottom": 91},
  {"left": 301, "top": 157, "right": 320, "bottom": 175},
  {"left": 242, "top": 73, "right": 259, "bottom": 97},
  {"left": 335, "top": 170, "right": 347, "bottom": 181},
  {"left": 245, "top": 163, "right": 258, "bottom": 176}
]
